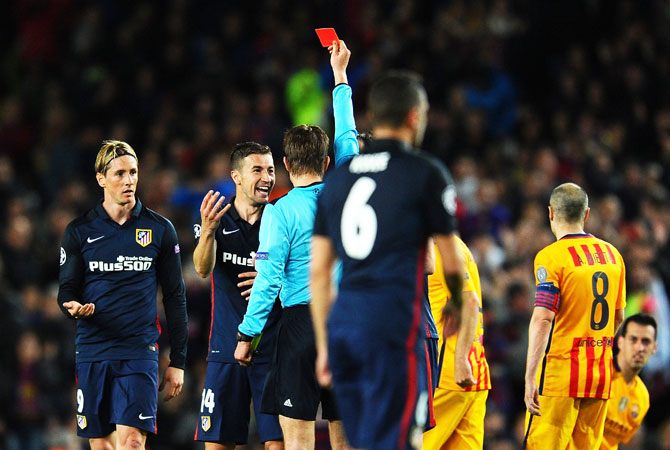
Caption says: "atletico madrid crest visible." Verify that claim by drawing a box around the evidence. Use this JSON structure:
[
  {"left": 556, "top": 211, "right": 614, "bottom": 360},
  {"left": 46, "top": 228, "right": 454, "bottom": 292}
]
[
  {"left": 77, "top": 415, "right": 87, "bottom": 429},
  {"left": 136, "top": 229, "right": 152, "bottom": 247},
  {"left": 201, "top": 416, "right": 211, "bottom": 431}
]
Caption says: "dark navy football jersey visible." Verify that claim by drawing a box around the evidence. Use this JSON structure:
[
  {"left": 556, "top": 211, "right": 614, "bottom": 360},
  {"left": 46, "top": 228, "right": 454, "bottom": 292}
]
[
  {"left": 193, "top": 197, "right": 281, "bottom": 364},
  {"left": 313, "top": 139, "right": 457, "bottom": 345},
  {"left": 58, "top": 199, "right": 188, "bottom": 368}
]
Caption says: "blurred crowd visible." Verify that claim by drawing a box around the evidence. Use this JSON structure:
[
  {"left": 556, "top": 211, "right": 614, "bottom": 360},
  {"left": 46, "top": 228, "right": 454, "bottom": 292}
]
[{"left": 1, "top": 0, "right": 670, "bottom": 449}]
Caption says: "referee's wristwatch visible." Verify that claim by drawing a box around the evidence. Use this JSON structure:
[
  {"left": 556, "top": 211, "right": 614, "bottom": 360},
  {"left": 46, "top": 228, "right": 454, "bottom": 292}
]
[{"left": 236, "top": 331, "right": 254, "bottom": 342}]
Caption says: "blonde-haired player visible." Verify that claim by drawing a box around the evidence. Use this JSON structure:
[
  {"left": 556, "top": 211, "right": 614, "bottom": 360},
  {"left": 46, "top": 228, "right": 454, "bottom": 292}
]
[
  {"left": 423, "top": 236, "right": 490, "bottom": 450},
  {"left": 523, "top": 183, "right": 626, "bottom": 449}
]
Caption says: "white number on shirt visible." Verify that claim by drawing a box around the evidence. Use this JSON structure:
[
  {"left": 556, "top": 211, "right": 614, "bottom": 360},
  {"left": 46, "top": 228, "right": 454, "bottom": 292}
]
[{"left": 341, "top": 177, "right": 377, "bottom": 260}]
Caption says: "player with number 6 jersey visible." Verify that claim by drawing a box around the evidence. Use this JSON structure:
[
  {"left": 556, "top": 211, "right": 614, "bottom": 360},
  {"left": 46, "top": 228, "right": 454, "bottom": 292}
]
[
  {"left": 523, "top": 183, "right": 626, "bottom": 450},
  {"left": 311, "top": 71, "right": 463, "bottom": 450}
]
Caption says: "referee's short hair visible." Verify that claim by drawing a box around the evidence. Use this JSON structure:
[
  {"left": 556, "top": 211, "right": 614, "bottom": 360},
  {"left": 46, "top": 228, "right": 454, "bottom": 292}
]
[
  {"left": 283, "top": 125, "right": 329, "bottom": 177},
  {"left": 369, "top": 71, "right": 427, "bottom": 128}
]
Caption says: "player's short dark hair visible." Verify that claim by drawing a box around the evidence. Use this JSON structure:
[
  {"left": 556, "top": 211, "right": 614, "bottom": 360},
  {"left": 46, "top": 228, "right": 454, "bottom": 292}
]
[
  {"left": 283, "top": 125, "right": 329, "bottom": 177},
  {"left": 230, "top": 142, "right": 272, "bottom": 171},
  {"left": 549, "top": 183, "right": 588, "bottom": 223},
  {"left": 620, "top": 313, "right": 657, "bottom": 340},
  {"left": 369, "top": 71, "right": 427, "bottom": 128}
]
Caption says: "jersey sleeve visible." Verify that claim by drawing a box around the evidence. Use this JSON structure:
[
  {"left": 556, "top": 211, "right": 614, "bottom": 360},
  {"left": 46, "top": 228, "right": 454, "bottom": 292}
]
[
  {"left": 333, "top": 83, "right": 359, "bottom": 167},
  {"left": 239, "top": 203, "right": 289, "bottom": 336},
  {"left": 533, "top": 249, "right": 561, "bottom": 313},
  {"left": 156, "top": 219, "right": 188, "bottom": 369},
  {"left": 57, "top": 222, "right": 84, "bottom": 319},
  {"left": 422, "top": 159, "right": 458, "bottom": 235}
]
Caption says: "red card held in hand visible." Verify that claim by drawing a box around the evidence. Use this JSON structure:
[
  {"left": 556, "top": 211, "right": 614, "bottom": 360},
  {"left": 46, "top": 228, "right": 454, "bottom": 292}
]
[{"left": 315, "top": 28, "right": 339, "bottom": 47}]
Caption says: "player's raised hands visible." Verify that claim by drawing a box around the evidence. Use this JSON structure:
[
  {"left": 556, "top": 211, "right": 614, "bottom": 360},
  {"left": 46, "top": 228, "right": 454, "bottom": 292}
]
[
  {"left": 329, "top": 40, "right": 350, "bottom": 85},
  {"left": 63, "top": 301, "right": 95, "bottom": 319},
  {"left": 200, "top": 190, "right": 231, "bottom": 235}
]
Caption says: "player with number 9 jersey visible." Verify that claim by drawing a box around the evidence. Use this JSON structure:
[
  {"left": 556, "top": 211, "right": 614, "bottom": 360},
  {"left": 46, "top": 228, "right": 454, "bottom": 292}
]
[{"left": 532, "top": 233, "right": 626, "bottom": 398}]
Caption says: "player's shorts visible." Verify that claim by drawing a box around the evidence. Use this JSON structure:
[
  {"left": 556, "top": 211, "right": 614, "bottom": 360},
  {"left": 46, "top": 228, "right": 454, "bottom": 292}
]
[
  {"left": 261, "top": 305, "right": 339, "bottom": 421},
  {"left": 522, "top": 395, "right": 607, "bottom": 450},
  {"left": 329, "top": 325, "right": 428, "bottom": 450},
  {"left": 423, "top": 389, "right": 487, "bottom": 450},
  {"left": 194, "top": 361, "right": 282, "bottom": 444},
  {"left": 75, "top": 360, "right": 158, "bottom": 438}
]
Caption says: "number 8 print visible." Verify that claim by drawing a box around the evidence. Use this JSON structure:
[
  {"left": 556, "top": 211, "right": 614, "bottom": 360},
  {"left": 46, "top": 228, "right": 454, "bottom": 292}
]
[{"left": 590, "top": 271, "right": 609, "bottom": 330}]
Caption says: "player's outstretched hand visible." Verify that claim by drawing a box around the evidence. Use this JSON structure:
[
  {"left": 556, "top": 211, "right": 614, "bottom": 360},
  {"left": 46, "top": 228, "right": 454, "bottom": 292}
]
[
  {"left": 159, "top": 366, "right": 184, "bottom": 402},
  {"left": 329, "top": 40, "right": 350, "bottom": 85},
  {"left": 235, "top": 341, "right": 253, "bottom": 367},
  {"left": 63, "top": 301, "right": 95, "bottom": 319},
  {"left": 200, "top": 190, "right": 231, "bottom": 234},
  {"left": 315, "top": 348, "right": 332, "bottom": 387},
  {"left": 525, "top": 380, "right": 541, "bottom": 416},
  {"left": 237, "top": 271, "right": 258, "bottom": 301}
]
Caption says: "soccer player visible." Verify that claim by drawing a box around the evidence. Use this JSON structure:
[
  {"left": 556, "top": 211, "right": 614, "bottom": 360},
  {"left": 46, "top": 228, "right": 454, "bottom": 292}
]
[
  {"left": 310, "top": 71, "right": 464, "bottom": 450},
  {"left": 423, "top": 237, "right": 491, "bottom": 450},
  {"left": 601, "top": 313, "right": 657, "bottom": 450},
  {"left": 523, "top": 182, "right": 626, "bottom": 450},
  {"left": 192, "top": 142, "right": 283, "bottom": 449},
  {"left": 58, "top": 140, "right": 188, "bottom": 450},
  {"left": 234, "top": 40, "right": 357, "bottom": 449}
]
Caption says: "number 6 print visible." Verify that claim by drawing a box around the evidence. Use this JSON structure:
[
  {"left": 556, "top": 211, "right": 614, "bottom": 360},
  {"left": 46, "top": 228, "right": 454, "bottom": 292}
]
[{"left": 341, "top": 177, "right": 377, "bottom": 260}]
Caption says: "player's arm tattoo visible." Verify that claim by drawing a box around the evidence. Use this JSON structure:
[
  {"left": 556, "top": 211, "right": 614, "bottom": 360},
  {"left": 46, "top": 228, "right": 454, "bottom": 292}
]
[{"left": 444, "top": 273, "right": 464, "bottom": 309}]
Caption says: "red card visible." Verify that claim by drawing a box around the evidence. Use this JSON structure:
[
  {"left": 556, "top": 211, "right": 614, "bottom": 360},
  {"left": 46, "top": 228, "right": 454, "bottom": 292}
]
[{"left": 315, "top": 28, "right": 340, "bottom": 47}]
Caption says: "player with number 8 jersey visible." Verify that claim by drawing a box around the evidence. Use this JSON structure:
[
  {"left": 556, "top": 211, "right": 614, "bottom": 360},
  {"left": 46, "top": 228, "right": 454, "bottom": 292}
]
[
  {"left": 523, "top": 183, "right": 626, "bottom": 450},
  {"left": 532, "top": 236, "right": 625, "bottom": 399}
]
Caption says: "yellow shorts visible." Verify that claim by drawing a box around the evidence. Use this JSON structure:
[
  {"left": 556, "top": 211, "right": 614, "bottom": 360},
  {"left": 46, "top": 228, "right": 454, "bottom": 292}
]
[
  {"left": 423, "top": 388, "right": 487, "bottom": 450},
  {"left": 522, "top": 396, "right": 607, "bottom": 450}
]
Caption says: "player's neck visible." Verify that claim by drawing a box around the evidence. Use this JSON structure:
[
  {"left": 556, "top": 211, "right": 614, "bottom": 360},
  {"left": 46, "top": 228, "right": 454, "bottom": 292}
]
[
  {"left": 233, "top": 197, "right": 263, "bottom": 225},
  {"left": 290, "top": 172, "right": 322, "bottom": 188},
  {"left": 102, "top": 197, "right": 135, "bottom": 225},
  {"left": 372, "top": 126, "right": 414, "bottom": 146},
  {"left": 618, "top": 356, "right": 639, "bottom": 384},
  {"left": 553, "top": 223, "right": 586, "bottom": 240}
]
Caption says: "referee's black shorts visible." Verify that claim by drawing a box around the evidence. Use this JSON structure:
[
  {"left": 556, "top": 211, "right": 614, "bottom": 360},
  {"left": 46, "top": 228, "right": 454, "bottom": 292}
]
[{"left": 261, "top": 304, "right": 339, "bottom": 421}]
